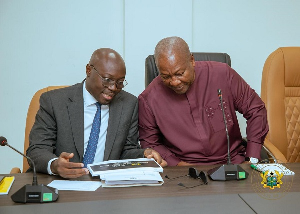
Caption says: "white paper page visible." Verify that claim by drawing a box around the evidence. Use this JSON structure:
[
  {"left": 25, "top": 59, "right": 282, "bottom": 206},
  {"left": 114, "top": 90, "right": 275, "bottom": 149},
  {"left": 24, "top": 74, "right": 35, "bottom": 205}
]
[
  {"left": 255, "top": 163, "right": 295, "bottom": 175},
  {"left": 47, "top": 180, "right": 102, "bottom": 191},
  {"left": 105, "top": 180, "right": 159, "bottom": 185},
  {"left": 102, "top": 171, "right": 163, "bottom": 182},
  {"left": 100, "top": 170, "right": 159, "bottom": 179}
]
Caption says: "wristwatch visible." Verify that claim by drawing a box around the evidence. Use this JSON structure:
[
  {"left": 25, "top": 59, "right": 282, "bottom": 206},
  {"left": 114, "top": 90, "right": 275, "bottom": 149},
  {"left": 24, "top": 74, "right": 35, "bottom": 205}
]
[{"left": 249, "top": 157, "right": 259, "bottom": 164}]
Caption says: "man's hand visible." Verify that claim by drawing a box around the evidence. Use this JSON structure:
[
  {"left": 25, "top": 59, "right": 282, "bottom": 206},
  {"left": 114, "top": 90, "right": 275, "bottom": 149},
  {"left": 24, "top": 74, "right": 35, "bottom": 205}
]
[
  {"left": 50, "top": 152, "right": 89, "bottom": 178},
  {"left": 144, "top": 148, "right": 168, "bottom": 167},
  {"left": 176, "top": 161, "right": 194, "bottom": 166}
]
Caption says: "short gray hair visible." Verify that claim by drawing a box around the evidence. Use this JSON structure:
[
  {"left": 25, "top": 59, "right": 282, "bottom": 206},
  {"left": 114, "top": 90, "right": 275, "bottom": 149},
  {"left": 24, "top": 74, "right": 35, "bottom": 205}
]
[{"left": 154, "top": 36, "right": 191, "bottom": 67}]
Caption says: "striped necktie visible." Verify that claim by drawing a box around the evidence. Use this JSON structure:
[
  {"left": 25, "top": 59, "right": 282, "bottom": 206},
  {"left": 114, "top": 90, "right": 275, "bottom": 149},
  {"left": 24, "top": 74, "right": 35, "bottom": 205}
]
[{"left": 83, "top": 102, "right": 101, "bottom": 167}]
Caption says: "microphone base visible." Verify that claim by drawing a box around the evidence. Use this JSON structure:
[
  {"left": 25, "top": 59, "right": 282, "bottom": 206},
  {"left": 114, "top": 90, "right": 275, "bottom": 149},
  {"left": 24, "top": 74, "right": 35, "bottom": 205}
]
[
  {"left": 11, "top": 184, "right": 59, "bottom": 203},
  {"left": 207, "top": 164, "right": 249, "bottom": 181}
]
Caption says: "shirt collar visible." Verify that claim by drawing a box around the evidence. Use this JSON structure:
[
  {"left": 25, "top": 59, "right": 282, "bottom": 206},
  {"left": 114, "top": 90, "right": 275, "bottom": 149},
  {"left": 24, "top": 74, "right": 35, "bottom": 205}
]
[{"left": 83, "top": 81, "right": 98, "bottom": 107}]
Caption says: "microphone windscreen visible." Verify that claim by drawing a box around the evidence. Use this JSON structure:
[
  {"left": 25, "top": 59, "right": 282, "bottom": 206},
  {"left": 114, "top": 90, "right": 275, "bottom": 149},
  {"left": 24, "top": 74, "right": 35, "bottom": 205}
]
[{"left": 0, "top": 136, "right": 7, "bottom": 146}]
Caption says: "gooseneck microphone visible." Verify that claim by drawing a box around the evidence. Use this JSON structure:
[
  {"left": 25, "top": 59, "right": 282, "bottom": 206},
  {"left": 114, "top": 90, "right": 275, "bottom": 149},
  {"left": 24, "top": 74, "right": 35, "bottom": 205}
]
[
  {"left": 218, "top": 89, "right": 231, "bottom": 165},
  {"left": 0, "top": 136, "right": 58, "bottom": 203},
  {"left": 207, "top": 90, "right": 248, "bottom": 181},
  {"left": 0, "top": 136, "right": 38, "bottom": 186}
]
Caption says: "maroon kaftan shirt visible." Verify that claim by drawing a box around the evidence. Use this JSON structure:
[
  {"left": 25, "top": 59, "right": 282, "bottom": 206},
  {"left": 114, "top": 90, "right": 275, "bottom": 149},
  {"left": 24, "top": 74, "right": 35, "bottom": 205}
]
[{"left": 138, "top": 61, "right": 268, "bottom": 166}]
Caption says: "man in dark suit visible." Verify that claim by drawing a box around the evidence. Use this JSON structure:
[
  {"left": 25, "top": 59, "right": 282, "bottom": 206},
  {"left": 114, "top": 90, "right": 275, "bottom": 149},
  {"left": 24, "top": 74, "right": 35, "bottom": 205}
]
[{"left": 27, "top": 48, "right": 165, "bottom": 178}]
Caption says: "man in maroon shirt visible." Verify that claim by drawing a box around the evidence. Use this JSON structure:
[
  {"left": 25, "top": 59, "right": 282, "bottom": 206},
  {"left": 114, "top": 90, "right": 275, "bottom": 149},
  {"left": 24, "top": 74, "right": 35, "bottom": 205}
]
[{"left": 138, "top": 36, "right": 268, "bottom": 166}]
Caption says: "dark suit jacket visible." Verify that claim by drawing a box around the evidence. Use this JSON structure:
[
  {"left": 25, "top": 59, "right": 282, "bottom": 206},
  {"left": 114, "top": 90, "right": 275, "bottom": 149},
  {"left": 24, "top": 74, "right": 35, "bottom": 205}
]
[{"left": 27, "top": 82, "right": 144, "bottom": 174}]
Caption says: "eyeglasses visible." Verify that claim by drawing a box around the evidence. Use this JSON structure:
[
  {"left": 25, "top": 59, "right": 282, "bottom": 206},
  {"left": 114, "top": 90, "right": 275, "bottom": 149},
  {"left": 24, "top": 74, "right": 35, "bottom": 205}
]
[
  {"left": 165, "top": 167, "right": 208, "bottom": 188},
  {"left": 188, "top": 168, "right": 208, "bottom": 184},
  {"left": 90, "top": 65, "right": 128, "bottom": 89}
]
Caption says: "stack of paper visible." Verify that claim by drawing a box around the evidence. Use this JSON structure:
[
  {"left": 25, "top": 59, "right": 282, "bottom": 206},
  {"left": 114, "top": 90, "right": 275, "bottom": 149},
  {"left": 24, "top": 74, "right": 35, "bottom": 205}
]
[
  {"left": 87, "top": 158, "right": 164, "bottom": 187},
  {"left": 101, "top": 171, "right": 163, "bottom": 187}
]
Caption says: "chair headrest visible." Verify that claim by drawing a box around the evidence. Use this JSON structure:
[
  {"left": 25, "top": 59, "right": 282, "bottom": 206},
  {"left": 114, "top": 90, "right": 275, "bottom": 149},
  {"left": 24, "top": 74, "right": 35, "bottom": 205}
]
[{"left": 145, "top": 52, "right": 231, "bottom": 87}]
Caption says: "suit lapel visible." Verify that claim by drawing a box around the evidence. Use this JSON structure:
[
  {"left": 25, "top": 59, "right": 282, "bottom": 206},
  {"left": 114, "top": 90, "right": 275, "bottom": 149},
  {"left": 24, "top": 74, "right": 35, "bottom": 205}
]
[
  {"left": 67, "top": 83, "right": 84, "bottom": 161},
  {"left": 103, "top": 92, "right": 123, "bottom": 160}
]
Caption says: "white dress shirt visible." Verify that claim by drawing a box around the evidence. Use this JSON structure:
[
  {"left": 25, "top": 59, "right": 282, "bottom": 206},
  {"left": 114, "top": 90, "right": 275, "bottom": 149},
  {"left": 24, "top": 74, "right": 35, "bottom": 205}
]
[{"left": 82, "top": 81, "right": 109, "bottom": 164}]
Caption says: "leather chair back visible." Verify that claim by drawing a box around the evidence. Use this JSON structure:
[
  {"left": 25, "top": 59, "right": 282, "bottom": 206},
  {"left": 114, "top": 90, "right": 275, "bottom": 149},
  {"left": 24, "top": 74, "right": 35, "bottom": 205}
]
[
  {"left": 261, "top": 47, "right": 300, "bottom": 162},
  {"left": 145, "top": 52, "right": 231, "bottom": 87},
  {"left": 23, "top": 86, "right": 67, "bottom": 172}
]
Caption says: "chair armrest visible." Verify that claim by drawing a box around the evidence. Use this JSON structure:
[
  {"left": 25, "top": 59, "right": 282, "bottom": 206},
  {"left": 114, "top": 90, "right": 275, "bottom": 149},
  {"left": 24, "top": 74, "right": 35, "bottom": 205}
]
[
  {"left": 10, "top": 167, "right": 21, "bottom": 174},
  {"left": 263, "top": 138, "right": 287, "bottom": 163}
]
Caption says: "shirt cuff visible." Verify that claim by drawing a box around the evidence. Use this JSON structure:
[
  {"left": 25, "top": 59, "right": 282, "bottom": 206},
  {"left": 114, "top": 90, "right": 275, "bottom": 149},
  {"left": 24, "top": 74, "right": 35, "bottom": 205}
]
[
  {"left": 47, "top": 157, "right": 58, "bottom": 175},
  {"left": 164, "top": 154, "right": 181, "bottom": 166},
  {"left": 246, "top": 141, "right": 262, "bottom": 159}
]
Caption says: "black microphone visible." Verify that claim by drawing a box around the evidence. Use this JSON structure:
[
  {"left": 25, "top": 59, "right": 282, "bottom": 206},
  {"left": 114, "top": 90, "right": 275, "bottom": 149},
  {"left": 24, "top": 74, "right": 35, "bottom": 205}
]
[
  {"left": 207, "top": 90, "right": 249, "bottom": 181},
  {"left": 0, "top": 136, "right": 58, "bottom": 203},
  {"left": 218, "top": 89, "right": 231, "bottom": 165}
]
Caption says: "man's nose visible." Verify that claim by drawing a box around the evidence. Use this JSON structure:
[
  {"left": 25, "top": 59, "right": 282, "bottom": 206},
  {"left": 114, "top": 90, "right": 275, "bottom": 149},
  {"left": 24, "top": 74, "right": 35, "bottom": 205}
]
[
  {"left": 107, "top": 82, "right": 118, "bottom": 91},
  {"left": 169, "top": 76, "right": 181, "bottom": 86}
]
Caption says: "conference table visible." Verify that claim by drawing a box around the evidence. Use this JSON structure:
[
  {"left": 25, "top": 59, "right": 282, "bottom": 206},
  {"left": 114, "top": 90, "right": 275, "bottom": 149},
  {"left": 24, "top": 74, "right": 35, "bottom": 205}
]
[{"left": 1, "top": 163, "right": 300, "bottom": 214}]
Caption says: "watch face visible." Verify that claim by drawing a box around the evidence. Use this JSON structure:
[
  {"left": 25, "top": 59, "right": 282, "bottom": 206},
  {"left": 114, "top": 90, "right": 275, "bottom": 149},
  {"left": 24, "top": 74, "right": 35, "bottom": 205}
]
[{"left": 250, "top": 157, "right": 259, "bottom": 164}]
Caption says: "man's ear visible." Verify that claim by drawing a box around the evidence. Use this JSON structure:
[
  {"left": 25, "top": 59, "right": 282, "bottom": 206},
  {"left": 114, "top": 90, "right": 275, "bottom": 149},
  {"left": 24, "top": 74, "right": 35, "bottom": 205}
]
[
  {"left": 86, "top": 64, "right": 91, "bottom": 77},
  {"left": 190, "top": 54, "right": 195, "bottom": 66}
]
